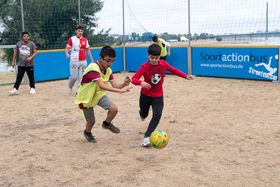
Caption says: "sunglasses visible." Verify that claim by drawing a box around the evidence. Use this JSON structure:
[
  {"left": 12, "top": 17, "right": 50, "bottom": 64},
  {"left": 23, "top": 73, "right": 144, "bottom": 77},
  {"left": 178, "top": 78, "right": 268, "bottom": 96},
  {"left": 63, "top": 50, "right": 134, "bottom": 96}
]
[{"left": 102, "top": 57, "right": 115, "bottom": 63}]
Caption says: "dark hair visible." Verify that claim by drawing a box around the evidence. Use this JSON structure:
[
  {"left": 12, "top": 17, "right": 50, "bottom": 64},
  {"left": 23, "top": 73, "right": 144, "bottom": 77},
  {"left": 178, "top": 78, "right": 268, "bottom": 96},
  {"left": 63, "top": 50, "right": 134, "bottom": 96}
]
[
  {"left": 100, "top": 46, "right": 116, "bottom": 58},
  {"left": 21, "top": 31, "right": 30, "bottom": 37},
  {"left": 75, "top": 25, "right": 84, "bottom": 30},
  {"left": 152, "top": 34, "right": 158, "bottom": 42},
  {"left": 148, "top": 44, "right": 161, "bottom": 56}
]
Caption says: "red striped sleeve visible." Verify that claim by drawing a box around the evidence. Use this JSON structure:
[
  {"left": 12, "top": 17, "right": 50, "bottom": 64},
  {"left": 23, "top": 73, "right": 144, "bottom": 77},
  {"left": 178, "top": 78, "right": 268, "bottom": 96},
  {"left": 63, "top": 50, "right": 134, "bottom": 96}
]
[
  {"left": 81, "top": 70, "right": 101, "bottom": 84},
  {"left": 67, "top": 38, "right": 72, "bottom": 47},
  {"left": 109, "top": 73, "right": 114, "bottom": 81}
]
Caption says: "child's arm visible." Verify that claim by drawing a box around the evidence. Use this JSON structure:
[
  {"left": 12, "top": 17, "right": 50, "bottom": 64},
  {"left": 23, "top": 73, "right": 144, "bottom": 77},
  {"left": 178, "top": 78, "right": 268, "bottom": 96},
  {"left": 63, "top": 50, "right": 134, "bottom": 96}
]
[
  {"left": 167, "top": 65, "right": 193, "bottom": 80},
  {"left": 162, "top": 39, "right": 171, "bottom": 56},
  {"left": 86, "top": 48, "right": 94, "bottom": 63},
  {"left": 131, "top": 66, "right": 145, "bottom": 85},
  {"left": 12, "top": 48, "right": 18, "bottom": 67},
  {"left": 65, "top": 39, "right": 72, "bottom": 59},
  {"left": 110, "top": 76, "right": 131, "bottom": 89},
  {"left": 132, "top": 68, "right": 151, "bottom": 89},
  {"left": 96, "top": 79, "right": 130, "bottom": 93},
  {"left": 65, "top": 46, "right": 70, "bottom": 59}
]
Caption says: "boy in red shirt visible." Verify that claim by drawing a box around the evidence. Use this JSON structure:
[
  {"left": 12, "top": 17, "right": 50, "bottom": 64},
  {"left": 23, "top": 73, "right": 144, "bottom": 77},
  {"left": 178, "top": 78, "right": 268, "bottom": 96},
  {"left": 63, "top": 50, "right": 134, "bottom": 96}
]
[{"left": 131, "top": 44, "right": 194, "bottom": 147}]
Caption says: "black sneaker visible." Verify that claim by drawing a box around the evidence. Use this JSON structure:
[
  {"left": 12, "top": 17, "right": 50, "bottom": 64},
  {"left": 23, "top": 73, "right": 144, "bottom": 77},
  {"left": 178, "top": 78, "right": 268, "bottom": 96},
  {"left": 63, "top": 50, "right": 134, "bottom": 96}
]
[
  {"left": 102, "top": 122, "right": 120, "bottom": 133},
  {"left": 83, "top": 130, "right": 97, "bottom": 143}
]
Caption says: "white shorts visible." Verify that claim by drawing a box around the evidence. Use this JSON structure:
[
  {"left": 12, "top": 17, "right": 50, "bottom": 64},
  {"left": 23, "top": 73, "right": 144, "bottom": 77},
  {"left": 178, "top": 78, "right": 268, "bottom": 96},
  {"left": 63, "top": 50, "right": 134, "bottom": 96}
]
[{"left": 69, "top": 60, "right": 87, "bottom": 79}]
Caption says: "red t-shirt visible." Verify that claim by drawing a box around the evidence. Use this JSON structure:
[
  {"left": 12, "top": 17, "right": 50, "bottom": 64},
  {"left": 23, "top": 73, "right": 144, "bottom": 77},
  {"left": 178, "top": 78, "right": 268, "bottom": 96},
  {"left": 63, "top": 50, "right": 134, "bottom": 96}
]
[
  {"left": 132, "top": 60, "right": 187, "bottom": 97},
  {"left": 66, "top": 36, "right": 90, "bottom": 61}
]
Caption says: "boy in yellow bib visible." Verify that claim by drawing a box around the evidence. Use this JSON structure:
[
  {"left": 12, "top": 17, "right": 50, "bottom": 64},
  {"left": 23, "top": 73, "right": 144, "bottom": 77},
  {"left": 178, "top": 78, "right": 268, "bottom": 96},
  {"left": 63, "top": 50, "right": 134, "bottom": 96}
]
[
  {"left": 152, "top": 34, "right": 171, "bottom": 60},
  {"left": 75, "top": 46, "right": 131, "bottom": 143}
]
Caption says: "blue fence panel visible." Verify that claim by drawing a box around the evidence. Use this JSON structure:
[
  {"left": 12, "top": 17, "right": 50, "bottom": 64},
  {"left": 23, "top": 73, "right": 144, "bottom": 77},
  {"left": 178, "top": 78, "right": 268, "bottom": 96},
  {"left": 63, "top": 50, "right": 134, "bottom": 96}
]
[
  {"left": 166, "top": 47, "right": 188, "bottom": 74},
  {"left": 111, "top": 47, "right": 124, "bottom": 72},
  {"left": 35, "top": 51, "right": 69, "bottom": 82},
  {"left": 126, "top": 47, "right": 188, "bottom": 74},
  {"left": 126, "top": 47, "right": 148, "bottom": 72},
  {"left": 89, "top": 47, "right": 123, "bottom": 72},
  {"left": 192, "top": 47, "right": 279, "bottom": 81},
  {"left": 35, "top": 47, "right": 123, "bottom": 82}
]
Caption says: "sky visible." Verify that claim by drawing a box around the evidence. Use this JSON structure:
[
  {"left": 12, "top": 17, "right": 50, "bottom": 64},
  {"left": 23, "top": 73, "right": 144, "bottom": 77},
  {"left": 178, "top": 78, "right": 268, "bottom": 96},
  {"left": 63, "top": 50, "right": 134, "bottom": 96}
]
[{"left": 95, "top": 0, "right": 280, "bottom": 35}]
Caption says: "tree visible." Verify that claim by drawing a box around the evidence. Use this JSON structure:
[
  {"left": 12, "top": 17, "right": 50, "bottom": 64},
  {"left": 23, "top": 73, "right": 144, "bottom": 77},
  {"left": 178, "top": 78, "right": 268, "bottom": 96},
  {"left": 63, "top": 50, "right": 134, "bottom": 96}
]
[
  {"left": 186, "top": 33, "right": 192, "bottom": 40},
  {"left": 199, "top": 33, "right": 209, "bottom": 40},
  {"left": 89, "top": 29, "right": 116, "bottom": 47},
  {"left": 0, "top": 0, "right": 104, "bottom": 49},
  {"left": 141, "top": 32, "right": 153, "bottom": 42},
  {"left": 0, "top": 0, "right": 22, "bottom": 45},
  {"left": 192, "top": 33, "right": 199, "bottom": 40},
  {"left": 130, "top": 32, "right": 140, "bottom": 41}
]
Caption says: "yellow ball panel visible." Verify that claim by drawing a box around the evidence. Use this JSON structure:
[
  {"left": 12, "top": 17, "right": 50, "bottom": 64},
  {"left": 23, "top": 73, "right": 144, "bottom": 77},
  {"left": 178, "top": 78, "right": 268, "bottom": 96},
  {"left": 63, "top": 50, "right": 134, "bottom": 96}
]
[{"left": 150, "top": 129, "right": 169, "bottom": 149}]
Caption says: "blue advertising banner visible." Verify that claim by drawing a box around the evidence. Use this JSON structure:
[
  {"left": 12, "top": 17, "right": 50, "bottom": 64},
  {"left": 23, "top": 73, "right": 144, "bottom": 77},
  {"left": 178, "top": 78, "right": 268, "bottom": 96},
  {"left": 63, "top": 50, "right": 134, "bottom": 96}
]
[
  {"left": 35, "top": 47, "right": 123, "bottom": 82},
  {"left": 126, "top": 47, "right": 147, "bottom": 72},
  {"left": 90, "top": 47, "right": 124, "bottom": 73},
  {"left": 192, "top": 47, "right": 279, "bottom": 81},
  {"left": 126, "top": 47, "right": 188, "bottom": 74},
  {"left": 35, "top": 51, "right": 69, "bottom": 82}
]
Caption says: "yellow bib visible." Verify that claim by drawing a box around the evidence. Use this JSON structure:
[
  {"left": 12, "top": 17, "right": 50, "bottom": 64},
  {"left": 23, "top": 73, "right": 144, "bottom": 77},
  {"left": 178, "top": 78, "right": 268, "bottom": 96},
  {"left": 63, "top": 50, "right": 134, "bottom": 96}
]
[
  {"left": 75, "top": 63, "right": 112, "bottom": 108},
  {"left": 154, "top": 39, "right": 167, "bottom": 57}
]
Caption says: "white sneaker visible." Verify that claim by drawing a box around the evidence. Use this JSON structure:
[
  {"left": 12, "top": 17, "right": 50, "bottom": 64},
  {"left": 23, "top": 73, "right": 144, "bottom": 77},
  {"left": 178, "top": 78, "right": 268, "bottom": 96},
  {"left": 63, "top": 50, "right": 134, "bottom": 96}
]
[
  {"left": 141, "top": 137, "right": 151, "bottom": 147},
  {"left": 9, "top": 88, "right": 19, "bottom": 95},
  {"left": 30, "top": 88, "right": 36, "bottom": 94}
]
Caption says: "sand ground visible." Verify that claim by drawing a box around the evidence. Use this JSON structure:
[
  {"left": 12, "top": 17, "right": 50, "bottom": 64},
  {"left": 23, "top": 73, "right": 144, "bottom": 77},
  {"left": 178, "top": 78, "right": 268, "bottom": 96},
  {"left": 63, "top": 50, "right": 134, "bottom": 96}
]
[
  {"left": 0, "top": 73, "right": 280, "bottom": 187},
  {"left": 0, "top": 72, "right": 16, "bottom": 85}
]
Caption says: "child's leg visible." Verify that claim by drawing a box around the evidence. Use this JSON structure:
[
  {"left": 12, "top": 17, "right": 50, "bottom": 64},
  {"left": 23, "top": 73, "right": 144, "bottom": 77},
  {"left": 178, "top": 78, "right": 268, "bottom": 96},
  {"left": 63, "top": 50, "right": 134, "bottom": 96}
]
[
  {"left": 105, "top": 103, "right": 118, "bottom": 123},
  {"left": 13, "top": 66, "right": 26, "bottom": 89},
  {"left": 25, "top": 66, "right": 35, "bottom": 88},
  {"left": 139, "top": 93, "right": 152, "bottom": 119},
  {"left": 144, "top": 96, "right": 164, "bottom": 137},
  {"left": 82, "top": 60, "right": 87, "bottom": 71},
  {"left": 76, "top": 60, "right": 87, "bottom": 92},
  {"left": 82, "top": 107, "right": 95, "bottom": 132},
  {"left": 68, "top": 61, "right": 79, "bottom": 89},
  {"left": 98, "top": 95, "right": 120, "bottom": 133},
  {"left": 97, "top": 95, "right": 117, "bottom": 123},
  {"left": 82, "top": 107, "right": 97, "bottom": 142}
]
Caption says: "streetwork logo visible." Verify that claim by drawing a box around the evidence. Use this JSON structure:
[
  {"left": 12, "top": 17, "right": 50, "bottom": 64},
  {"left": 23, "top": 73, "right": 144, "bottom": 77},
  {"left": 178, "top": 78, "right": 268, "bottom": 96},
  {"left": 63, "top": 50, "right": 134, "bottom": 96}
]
[
  {"left": 248, "top": 55, "right": 278, "bottom": 81},
  {"left": 200, "top": 52, "right": 278, "bottom": 80}
]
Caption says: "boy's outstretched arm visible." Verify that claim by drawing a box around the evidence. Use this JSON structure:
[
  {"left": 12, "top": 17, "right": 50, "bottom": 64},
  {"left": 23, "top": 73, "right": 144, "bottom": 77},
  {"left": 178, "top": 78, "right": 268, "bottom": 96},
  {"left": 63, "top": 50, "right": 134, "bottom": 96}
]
[
  {"left": 132, "top": 70, "right": 151, "bottom": 89},
  {"left": 186, "top": 75, "right": 194, "bottom": 80},
  {"left": 110, "top": 76, "right": 131, "bottom": 89},
  {"left": 96, "top": 79, "right": 130, "bottom": 93},
  {"left": 167, "top": 65, "right": 194, "bottom": 80}
]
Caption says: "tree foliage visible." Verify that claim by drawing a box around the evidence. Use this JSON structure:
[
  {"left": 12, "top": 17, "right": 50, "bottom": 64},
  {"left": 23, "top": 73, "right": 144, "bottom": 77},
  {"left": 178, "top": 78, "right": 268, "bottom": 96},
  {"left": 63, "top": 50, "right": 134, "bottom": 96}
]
[
  {"left": 0, "top": 0, "right": 104, "bottom": 49},
  {"left": 141, "top": 32, "right": 153, "bottom": 42}
]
